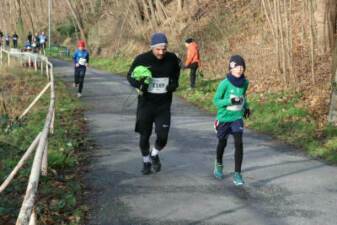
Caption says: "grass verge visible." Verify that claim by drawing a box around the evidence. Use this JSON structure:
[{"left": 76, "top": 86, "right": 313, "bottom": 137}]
[
  {"left": 0, "top": 64, "right": 88, "bottom": 224},
  {"left": 89, "top": 56, "right": 337, "bottom": 164}
]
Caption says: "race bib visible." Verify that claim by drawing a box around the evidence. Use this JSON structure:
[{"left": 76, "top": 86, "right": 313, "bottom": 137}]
[
  {"left": 147, "top": 77, "right": 169, "bottom": 94},
  {"left": 227, "top": 95, "right": 244, "bottom": 111},
  {"left": 13, "top": 37, "right": 17, "bottom": 40},
  {"left": 32, "top": 43, "right": 37, "bottom": 47},
  {"left": 40, "top": 39, "right": 45, "bottom": 43},
  {"left": 79, "top": 58, "right": 87, "bottom": 65}
]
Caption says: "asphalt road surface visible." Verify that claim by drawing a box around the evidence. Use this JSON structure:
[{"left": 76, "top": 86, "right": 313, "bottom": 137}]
[{"left": 51, "top": 58, "right": 337, "bottom": 225}]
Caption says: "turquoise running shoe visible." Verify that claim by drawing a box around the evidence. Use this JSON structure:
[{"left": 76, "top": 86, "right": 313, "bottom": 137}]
[
  {"left": 233, "top": 172, "right": 244, "bottom": 185},
  {"left": 213, "top": 161, "right": 224, "bottom": 179}
]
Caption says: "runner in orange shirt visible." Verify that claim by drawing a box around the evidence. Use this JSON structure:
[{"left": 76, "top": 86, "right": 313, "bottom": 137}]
[{"left": 184, "top": 38, "right": 201, "bottom": 89}]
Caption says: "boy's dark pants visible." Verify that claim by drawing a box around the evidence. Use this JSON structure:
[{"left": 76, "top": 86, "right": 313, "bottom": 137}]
[
  {"left": 187, "top": 62, "right": 198, "bottom": 88},
  {"left": 74, "top": 65, "right": 86, "bottom": 93},
  {"left": 216, "top": 119, "right": 244, "bottom": 173}
]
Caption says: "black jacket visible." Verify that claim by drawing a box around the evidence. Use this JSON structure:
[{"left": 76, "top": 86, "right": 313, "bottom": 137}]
[{"left": 127, "top": 50, "right": 180, "bottom": 106}]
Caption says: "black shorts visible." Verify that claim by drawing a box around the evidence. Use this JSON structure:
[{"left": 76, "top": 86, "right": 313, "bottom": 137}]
[
  {"left": 135, "top": 98, "right": 171, "bottom": 136},
  {"left": 217, "top": 119, "right": 244, "bottom": 140}
]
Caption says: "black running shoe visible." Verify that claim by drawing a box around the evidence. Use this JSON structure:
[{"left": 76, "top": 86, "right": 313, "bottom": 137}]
[
  {"left": 141, "top": 162, "right": 152, "bottom": 175},
  {"left": 151, "top": 155, "right": 161, "bottom": 172}
]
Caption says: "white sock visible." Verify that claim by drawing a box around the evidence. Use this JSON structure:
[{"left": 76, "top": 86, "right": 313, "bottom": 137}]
[
  {"left": 151, "top": 147, "right": 159, "bottom": 156},
  {"left": 143, "top": 155, "right": 151, "bottom": 163}
]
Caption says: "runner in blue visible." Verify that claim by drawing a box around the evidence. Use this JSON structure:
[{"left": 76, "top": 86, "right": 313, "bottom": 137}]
[
  {"left": 39, "top": 32, "right": 48, "bottom": 50},
  {"left": 72, "top": 40, "right": 89, "bottom": 97},
  {"left": 5, "top": 34, "right": 10, "bottom": 47}
]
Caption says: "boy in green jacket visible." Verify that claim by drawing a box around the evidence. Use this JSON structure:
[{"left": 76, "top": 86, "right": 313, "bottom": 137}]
[{"left": 213, "top": 55, "right": 250, "bottom": 185}]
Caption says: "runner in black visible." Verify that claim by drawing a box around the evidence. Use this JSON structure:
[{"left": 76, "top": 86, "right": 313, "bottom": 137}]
[
  {"left": 127, "top": 32, "right": 180, "bottom": 175},
  {"left": 34, "top": 32, "right": 40, "bottom": 49},
  {"left": 27, "top": 31, "right": 32, "bottom": 44},
  {"left": 0, "top": 30, "right": 3, "bottom": 47},
  {"left": 12, "top": 32, "right": 19, "bottom": 48}
]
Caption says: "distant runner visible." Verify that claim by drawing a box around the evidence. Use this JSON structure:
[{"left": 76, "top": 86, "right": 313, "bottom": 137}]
[
  {"left": 5, "top": 34, "right": 10, "bottom": 47},
  {"left": 39, "top": 32, "right": 48, "bottom": 50},
  {"left": 12, "top": 32, "right": 19, "bottom": 48},
  {"left": 27, "top": 31, "right": 32, "bottom": 44},
  {"left": 31, "top": 37, "right": 39, "bottom": 53},
  {"left": 213, "top": 55, "right": 250, "bottom": 185},
  {"left": 0, "top": 30, "right": 3, "bottom": 47},
  {"left": 127, "top": 32, "right": 180, "bottom": 175},
  {"left": 72, "top": 40, "right": 89, "bottom": 98},
  {"left": 25, "top": 40, "right": 31, "bottom": 51},
  {"left": 34, "top": 32, "right": 40, "bottom": 48}
]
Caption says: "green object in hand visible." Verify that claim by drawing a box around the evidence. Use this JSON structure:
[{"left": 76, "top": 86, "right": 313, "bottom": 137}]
[{"left": 131, "top": 66, "right": 152, "bottom": 84}]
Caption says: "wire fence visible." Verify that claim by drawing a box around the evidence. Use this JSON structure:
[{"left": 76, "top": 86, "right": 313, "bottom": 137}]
[{"left": 0, "top": 46, "right": 55, "bottom": 225}]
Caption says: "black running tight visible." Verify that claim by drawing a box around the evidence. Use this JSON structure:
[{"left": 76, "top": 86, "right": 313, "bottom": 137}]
[
  {"left": 139, "top": 131, "right": 168, "bottom": 156},
  {"left": 74, "top": 66, "right": 86, "bottom": 93},
  {"left": 216, "top": 133, "right": 243, "bottom": 172}
]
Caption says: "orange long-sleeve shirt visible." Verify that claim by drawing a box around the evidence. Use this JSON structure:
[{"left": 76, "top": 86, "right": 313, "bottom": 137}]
[{"left": 185, "top": 42, "right": 201, "bottom": 67}]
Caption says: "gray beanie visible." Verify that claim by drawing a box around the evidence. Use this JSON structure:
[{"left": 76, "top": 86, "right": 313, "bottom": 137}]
[{"left": 150, "top": 32, "right": 168, "bottom": 48}]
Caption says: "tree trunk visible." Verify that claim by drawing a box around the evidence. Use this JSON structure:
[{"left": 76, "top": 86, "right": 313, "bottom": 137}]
[
  {"left": 328, "top": 39, "right": 337, "bottom": 123},
  {"left": 64, "top": 0, "right": 87, "bottom": 43},
  {"left": 130, "top": 0, "right": 143, "bottom": 26},
  {"left": 288, "top": 0, "right": 295, "bottom": 83},
  {"left": 22, "top": 0, "right": 35, "bottom": 33},
  {"left": 141, "top": 0, "right": 156, "bottom": 31},
  {"left": 274, "top": 0, "right": 282, "bottom": 73},
  {"left": 147, "top": 0, "right": 158, "bottom": 27},
  {"left": 177, "top": 0, "right": 183, "bottom": 11},
  {"left": 314, "top": 0, "right": 337, "bottom": 54},
  {"left": 276, "top": 0, "right": 287, "bottom": 83},
  {"left": 301, "top": 0, "right": 307, "bottom": 58},
  {"left": 308, "top": 0, "right": 315, "bottom": 83}
]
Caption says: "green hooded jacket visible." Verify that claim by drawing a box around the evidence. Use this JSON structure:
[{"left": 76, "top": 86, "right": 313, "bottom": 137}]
[{"left": 213, "top": 78, "right": 249, "bottom": 122}]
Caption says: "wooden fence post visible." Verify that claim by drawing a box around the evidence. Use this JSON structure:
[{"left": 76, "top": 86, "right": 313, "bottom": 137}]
[
  {"left": 41, "top": 140, "right": 48, "bottom": 176},
  {"left": 46, "top": 64, "right": 49, "bottom": 79},
  {"left": 50, "top": 108, "right": 55, "bottom": 134},
  {"left": 0, "top": 133, "right": 41, "bottom": 193},
  {"left": 1, "top": 49, "right": 3, "bottom": 65},
  {"left": 29, "top": 56, "right": 31, "bottom": 68},
  {"left": 28, "top": 208, "right": 36, "bottom": 225},
  {"left": 19, "top": 82, "right": 51, "bottom": 120},
  {"left": 34, "top": 57, "right": 37, "bottom": 71}
]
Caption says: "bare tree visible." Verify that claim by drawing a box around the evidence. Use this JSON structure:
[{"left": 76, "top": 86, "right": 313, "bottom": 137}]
[
  {"left": 284, "top": 0, "right": 294, "bottom": 84},
  {"left": 308, "top": 0, "right": 315, "bottom": 83},
  {"left": 314, "top": 0, "right": 337, "bottom": 54},
  {"left": 22, "top": 0, "right": 35, "bottom": 33},
  {"left": 65, "top": 0, "right": 87, "bottom": 43},
  {"left": 177, "top": 0, "right": 184, "bottom": 11},
  {"left": 276, "top": 0, "right": 287, "bottom": 83},
  {"left": 328, "top": 39, "right": 337, "bottom": 123}
]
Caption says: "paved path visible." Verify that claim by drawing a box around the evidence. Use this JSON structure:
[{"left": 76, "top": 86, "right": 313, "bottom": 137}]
[{"left": 51, "top": 58, "right": 337, "bottom": 225}]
